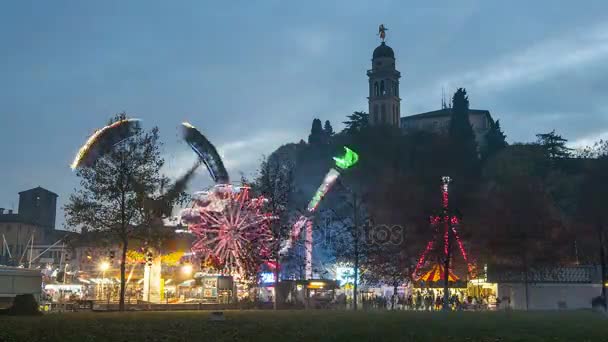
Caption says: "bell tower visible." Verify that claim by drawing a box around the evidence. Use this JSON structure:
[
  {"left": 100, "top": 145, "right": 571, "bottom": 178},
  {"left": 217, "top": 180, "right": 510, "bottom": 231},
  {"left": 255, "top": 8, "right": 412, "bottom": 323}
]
[{"left": 368, "top": 25, "right": 401, "bottom": 127}]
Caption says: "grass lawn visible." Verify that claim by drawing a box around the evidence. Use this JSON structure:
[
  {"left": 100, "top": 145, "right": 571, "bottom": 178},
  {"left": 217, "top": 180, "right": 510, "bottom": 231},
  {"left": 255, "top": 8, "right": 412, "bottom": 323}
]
[{"left": 0, "top": 310, "right": 605, "bottom": 342}]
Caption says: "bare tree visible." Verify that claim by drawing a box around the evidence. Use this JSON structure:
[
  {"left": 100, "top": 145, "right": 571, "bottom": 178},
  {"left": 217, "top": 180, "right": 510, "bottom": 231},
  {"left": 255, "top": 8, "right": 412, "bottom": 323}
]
[{"left": 254, "top": 151, "right": 296, "bottom": 309}]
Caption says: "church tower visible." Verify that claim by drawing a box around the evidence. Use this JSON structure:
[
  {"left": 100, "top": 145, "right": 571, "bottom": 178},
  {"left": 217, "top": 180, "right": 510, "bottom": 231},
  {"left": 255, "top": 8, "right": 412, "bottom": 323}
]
[{"left": 368, "top": 25, "right": 401, "bottom": 126}]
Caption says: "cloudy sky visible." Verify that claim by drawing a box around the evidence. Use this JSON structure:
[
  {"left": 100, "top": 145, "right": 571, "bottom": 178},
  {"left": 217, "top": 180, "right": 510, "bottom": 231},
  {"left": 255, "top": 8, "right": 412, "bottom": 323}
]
[{"left": 1, "top": 0, "right": 607, "bottom": 228}]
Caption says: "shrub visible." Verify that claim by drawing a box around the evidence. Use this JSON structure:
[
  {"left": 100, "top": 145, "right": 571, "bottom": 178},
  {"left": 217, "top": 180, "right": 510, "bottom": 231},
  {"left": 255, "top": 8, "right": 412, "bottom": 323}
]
[
  {"left": 7, "top": 294, "right": 42, "bottom": 316},
  {"left": 591, "top": 296, "right": 606, "bottom": 311}
]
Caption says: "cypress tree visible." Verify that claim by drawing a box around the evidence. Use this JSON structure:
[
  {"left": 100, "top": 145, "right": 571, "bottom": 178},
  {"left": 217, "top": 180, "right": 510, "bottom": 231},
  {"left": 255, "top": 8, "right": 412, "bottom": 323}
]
[
  {"left": 481, "top": 119, "right": 507, "bottom": 160},
  {"left": 308, "top": 118, "right": 323, "bottom": 145}
]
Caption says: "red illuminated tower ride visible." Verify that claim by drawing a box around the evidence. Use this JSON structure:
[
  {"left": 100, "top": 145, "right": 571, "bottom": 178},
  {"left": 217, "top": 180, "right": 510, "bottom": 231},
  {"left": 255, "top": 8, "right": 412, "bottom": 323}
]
[{"left": 412, "top": 176, "right": 475, "bottom": 310}]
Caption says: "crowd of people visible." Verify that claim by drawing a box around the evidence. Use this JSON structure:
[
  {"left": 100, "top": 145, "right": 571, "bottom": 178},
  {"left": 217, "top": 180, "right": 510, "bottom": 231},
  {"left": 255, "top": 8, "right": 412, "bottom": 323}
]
[
  {"left": 353, "top": 289, "right": 502, "bottom": 311},
  {"left": 395, "top": 290, "right": 501, "bottom": 311}
]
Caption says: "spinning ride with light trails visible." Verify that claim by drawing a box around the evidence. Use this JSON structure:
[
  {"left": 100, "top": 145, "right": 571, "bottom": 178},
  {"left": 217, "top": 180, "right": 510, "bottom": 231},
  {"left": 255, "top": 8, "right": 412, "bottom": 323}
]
[
  {"left": 70, "top": 118, "right": 141, "bottom": 170},
  {"left": 179, "top": 122, "right": 275, "bottom": 275}
]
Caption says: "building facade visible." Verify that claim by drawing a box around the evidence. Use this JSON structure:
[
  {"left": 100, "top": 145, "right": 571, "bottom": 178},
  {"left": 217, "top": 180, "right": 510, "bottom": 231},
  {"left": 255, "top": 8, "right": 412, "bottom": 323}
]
[
  {"left": 401, "top": 108, "right": 494, "bottom": 144},
  {"left": 0, "top": 187, "right": 68, "bottom": 267},
  {"left": 488, "top": 266, "right": 603, "bottom": 310}
]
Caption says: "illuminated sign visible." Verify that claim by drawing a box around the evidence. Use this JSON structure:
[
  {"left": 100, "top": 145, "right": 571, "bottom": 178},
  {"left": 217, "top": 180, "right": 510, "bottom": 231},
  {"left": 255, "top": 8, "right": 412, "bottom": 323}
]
[
  {"left": 308, "top": 281, "right": 325, "bottom": 289},
  {"left": 260, "top": 272, "right": 275, "bottom": 284}
]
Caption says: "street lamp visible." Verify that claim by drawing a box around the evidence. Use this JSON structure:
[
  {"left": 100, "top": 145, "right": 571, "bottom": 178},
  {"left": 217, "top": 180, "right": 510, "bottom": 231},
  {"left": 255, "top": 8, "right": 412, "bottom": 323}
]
[
  {"left": 181, "top": 264, "right": 193, "bottom": 276},
  {"left": 99, "top": 261, "right": 110, "bottom": 301},
  {"left": 99, "top": 261, "right": 110, "bottom": 272}
]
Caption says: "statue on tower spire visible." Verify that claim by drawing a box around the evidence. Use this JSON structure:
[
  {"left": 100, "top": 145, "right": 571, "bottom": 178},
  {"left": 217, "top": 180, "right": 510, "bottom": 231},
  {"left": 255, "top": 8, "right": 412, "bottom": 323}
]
[{"left": 378, "top": 24, "right": 388, "bottom": 42}]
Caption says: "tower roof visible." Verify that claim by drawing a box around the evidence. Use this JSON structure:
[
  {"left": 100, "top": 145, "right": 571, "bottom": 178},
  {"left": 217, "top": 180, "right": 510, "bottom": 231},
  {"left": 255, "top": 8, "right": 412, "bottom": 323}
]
[
  {"left": 18, "top": 186, "right": 58, "bottom": 197},
  {"left": 373, "top": 42, "right": 395, "bottom": 59}
]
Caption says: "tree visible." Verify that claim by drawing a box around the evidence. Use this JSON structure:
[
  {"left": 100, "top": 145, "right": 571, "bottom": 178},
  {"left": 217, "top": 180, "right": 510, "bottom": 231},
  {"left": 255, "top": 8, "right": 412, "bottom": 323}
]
[
  {"left": 361, "top": 169, "right": 434, "bottom": 302},
  {"left": 363, "top": 238, "right": 413, "bottom": 309},
  {"left": 478, "top": 177, "right": 565, "bottom": 309},
  {"left": 477, "top": 146, "right": 568, "bottom": 309},
  {"left": 64, "top": 113, "right": 167, "bottom": 311},
  {"left": 342, "top": 111, "right": 369, "bottom": 134},
  {"left": 446, "top": 88, "right": 480, "bottom": 211},
  {"left": 324, "top": 120, "right": 334, "bottom": 136},
  {"left": 481, "top": 119, "right": 507, "bottom": 161},
  {"left": 449, "top": 88, "right": 479, "bottom": 163},
  {"left": 254, "top": 146, "right": 296, "bottom": 309},
  {"left": 536, "top": 130, "right": 572, "bottom": 159},
  {"left": 330, "top": 188, "right": 368, "bottom": 311},
  {"left": 308, "top": 118, "right": 324, "bottom": 145},
  {"left": 577, "top": 140, "right": 608, "bottom": 303}
]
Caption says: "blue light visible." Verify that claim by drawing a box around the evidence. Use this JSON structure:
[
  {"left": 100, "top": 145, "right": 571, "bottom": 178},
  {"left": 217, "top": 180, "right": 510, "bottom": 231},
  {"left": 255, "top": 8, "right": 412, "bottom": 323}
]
[
  {"left": 336, "top": 266, "right": 355, "bottom": 286},
  {"left": 260, "top": 272, "right": 275, "bottom": 284}
]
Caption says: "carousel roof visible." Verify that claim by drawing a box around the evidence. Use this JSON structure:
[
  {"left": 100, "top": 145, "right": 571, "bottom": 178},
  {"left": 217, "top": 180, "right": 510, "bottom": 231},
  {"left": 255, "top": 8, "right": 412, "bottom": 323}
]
[{"left": 417, "top": 264, "right": 459, "bottom": 282}]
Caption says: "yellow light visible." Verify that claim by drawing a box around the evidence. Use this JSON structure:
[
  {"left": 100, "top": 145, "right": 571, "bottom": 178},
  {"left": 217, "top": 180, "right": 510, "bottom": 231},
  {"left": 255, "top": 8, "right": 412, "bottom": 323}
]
[
  {"left": 182, "top": 264, "right": 193, "bottom": 275},
  {"left": 309, "top": 281, "right": 325, "bottom": 289},
  {"left": 99, "top": 261, "right": 110, "bottom": 272}
]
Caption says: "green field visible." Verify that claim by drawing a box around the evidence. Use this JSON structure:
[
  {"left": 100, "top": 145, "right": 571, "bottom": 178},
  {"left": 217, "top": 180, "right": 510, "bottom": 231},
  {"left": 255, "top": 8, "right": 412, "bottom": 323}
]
[{"left": 0, "top": 310, "right": 605, "bottom": 342}]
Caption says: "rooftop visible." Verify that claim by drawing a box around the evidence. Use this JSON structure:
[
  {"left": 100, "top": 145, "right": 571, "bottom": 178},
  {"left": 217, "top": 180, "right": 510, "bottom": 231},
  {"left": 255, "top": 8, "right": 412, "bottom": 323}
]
[
  {"left": 372, "top": 42, "right": 395, "bottom": 59},
  {"left": 18, "top": 186, "right": 58, "bottom": 197},
  {"left": 401, "top": 108, "right": 491, "bottom": 121}
]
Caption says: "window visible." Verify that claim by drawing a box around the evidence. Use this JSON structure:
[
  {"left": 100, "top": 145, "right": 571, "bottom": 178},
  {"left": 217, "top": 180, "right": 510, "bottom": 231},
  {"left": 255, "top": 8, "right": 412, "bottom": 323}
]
[
  {"left": 374, "top": 82, "right": 379, "bottom": 97},
  {"left": 380, "top": 81, "right": 385, "bottom": 95}
]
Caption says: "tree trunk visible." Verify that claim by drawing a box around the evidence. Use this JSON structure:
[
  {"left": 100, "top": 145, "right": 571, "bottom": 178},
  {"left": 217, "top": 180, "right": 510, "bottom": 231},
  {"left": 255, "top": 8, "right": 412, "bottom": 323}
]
[
  {"left": 119, "top": 237, "right": 128, "bottom": 311},
  {"left": 523, "top": 255, "right": 529, "bottom": 311},
  {"left": 598, "top": 224, "right": 607, "bottom": 301},
  {"left": 273, "top": 249, "right": 279, "bottom": 310},
  {"left": 119, "top": 162, "right": 127, "bottom": 312},
  {"left": 353, "top": 194, "right": 359, "bottom": 311}
]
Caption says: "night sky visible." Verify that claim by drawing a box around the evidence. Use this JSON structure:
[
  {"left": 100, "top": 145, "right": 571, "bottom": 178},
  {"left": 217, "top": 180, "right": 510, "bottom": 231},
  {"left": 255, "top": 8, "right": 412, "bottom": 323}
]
[{"left": 1, "top": 0, "right": 608, "bottom": 228}]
